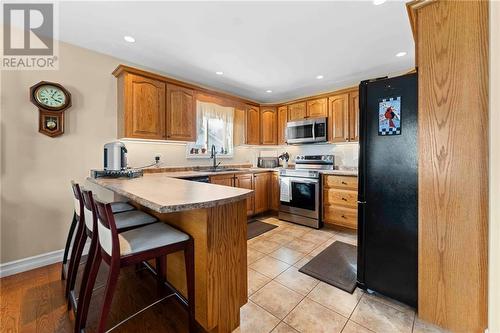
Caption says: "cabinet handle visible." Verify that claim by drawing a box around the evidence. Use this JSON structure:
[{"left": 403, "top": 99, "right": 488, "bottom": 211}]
[
  {"left": 341, "top": 181, "right": 348, "bottom": 185},
  {"left": 342, "top": 197, "right": 347, "bottom": 201},
  {"left": 341, "top": 215, "right": 346, "bottom": 219}
]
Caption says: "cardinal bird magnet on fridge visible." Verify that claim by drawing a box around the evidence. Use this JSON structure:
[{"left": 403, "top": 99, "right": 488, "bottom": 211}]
[{"left": 378, "top": 96, "right": 401, "bottom": 136}]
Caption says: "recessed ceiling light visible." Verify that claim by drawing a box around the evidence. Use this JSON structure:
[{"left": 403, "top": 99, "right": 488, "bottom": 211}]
[
  {"left": 396, "top": 51, "right": 407, "bottom": 57},
  {"left": 124, "top": 35, "right": 135, "bottom": 43},
  {"left": 215, "top": 71, "right": 224, "bottom": 75},
  {"left": 373, "top": 0, "right": 386, "bottom": 5},
  {"left": 266, "top": 90, "right": 273, "bottom": 93},
  {"left": 316, "top": 75, "right": 324, "bottom": 80}
]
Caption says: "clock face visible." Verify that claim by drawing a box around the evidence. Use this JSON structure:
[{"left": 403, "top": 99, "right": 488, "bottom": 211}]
[{"left": 35, "top": 85, "right": 67, "bottom": 109}]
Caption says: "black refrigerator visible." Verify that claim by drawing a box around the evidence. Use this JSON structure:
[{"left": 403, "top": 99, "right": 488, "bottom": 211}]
[{"left": 357, "top": 73, "right": 418, "bottom": 308}]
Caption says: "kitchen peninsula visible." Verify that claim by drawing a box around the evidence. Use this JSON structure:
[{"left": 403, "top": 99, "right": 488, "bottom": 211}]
[{"left": 88, "top": 173, "right": 252, "bottom": 333}]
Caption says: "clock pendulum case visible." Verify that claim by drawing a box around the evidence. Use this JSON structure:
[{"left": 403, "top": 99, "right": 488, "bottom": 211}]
[{"left": 29, "top": 81, "right": 72, "bottom": 137}]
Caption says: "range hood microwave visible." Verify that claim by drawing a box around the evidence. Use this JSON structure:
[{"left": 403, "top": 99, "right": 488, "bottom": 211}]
[{"left": 286, "top": 117, "right": 327, "bottom": 144}]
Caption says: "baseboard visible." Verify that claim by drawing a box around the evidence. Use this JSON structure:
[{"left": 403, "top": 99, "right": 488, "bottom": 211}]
[{"left": 0, "top": 242, "right": 91, "bottom": 278}]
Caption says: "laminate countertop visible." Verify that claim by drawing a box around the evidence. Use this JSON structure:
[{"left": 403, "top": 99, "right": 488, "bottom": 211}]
[
  {"left": 87, "top": 173, "right": 253, "bottom": 213},
  {"left": 159, "top": 167, "right": 279, "bottom": 179}
]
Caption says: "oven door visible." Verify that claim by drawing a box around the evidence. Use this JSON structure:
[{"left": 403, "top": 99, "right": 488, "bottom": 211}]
[
  {"left": 286, "top": 118, "right": 327, "bottom": 144},
  {"left": 280, "top": 177, "right": 319, "bottom": 219}
]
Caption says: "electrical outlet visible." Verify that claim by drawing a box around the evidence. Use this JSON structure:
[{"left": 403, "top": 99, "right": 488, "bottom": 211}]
[{"left": 154, "top": 154, "right": 161, "bottom": 163}]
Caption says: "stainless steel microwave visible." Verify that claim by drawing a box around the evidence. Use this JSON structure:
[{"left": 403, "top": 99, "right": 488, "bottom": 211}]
[{"left": 286, "top": 117, "right": 327, "bottom": 144}]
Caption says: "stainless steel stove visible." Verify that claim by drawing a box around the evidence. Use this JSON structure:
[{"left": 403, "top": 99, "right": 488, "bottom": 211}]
[{"left": 279, "top": 155, "right": 334, "bottom": 228}]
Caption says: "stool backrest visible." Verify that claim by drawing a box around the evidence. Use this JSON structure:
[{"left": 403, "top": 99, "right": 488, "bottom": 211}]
[
  {"left": 93, "top": 196, "right": 119, "bottom": 258},
  {"left": 81, "top": 189, "right": 96, "bottom": 232},
  {"left": 70, "top": 181, "right": 84, "bottom": 219}
]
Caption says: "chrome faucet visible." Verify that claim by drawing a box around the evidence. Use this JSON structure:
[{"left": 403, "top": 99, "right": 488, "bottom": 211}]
[{"left": 210, "top": 144, "right": 219, "bottom": 169}]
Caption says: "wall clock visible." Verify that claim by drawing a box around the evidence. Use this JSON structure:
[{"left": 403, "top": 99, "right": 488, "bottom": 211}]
[{"left": 30, "top": 81, "right": 72, "bottom": 137}]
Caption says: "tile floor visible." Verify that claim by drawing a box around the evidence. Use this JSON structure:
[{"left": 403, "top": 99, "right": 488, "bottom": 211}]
[{"left": 235, "top": 216, "right": 449, "bottom": 333}]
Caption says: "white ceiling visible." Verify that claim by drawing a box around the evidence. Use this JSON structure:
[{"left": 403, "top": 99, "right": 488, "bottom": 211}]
[{"left": 59, "top": 1, "right": 415, "bottom": 103}]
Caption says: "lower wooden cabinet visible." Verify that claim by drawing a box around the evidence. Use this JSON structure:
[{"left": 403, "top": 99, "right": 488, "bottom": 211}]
[
  {"left": 323, "top": 174, "right": 358, "bottom": 229},
  {"left": 235, "top": 173, "right": 255, "bottom": 216},
  {"left": 270, "top": 172, "right": 280, "bottom": 211},
  {"left": 254, "top": 172, "right": 271, "bottom": 214},
  {"left": 209, "top": 174, "right": 235, "bottom": 187}
]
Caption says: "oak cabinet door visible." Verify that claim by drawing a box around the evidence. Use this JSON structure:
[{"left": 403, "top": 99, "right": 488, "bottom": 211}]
[
  {"left": 166, "top": 84, "right": 196, "bottom": 141},
  {"left": 235, "top": 173, "right": 254, "bottom": 216},
  {"left": 306, "top": 98, "right": 328, "bottom": 118},
  {"left": 246, "top": 105, "right": 260, "bottom": 145},
  {"left": 277, "top": 106, "right": 288, "bottom": 145},
  {"left": 260, "top": 106, "right": 277, "bottom": 145},
  {"left": 270, "top": 172, "right": 280, "bottom": 211},
  {"left": 288, "top": 102, "right": 307, "bottom": 121},
  {"left": 328, "top": 93, "right": 349, "bottom": 143},
  {"left": 125, "top": 74, "right": 166, "bottom": 139},
  {"left": 254, "top": 172, "right": 270, "bottom": 214},
  {"left": 348, "top": 90, "right": 359, "bottom": 142},
  {"left": 210, "top": 174, "right": 235, "bottom": 187}
]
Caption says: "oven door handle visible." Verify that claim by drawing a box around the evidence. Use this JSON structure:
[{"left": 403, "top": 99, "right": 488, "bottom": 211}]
[{"left": 287, "top": 177, "right": 319, "bottom": 184}]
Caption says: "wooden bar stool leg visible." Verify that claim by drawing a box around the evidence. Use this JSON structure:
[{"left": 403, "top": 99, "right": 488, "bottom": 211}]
[
  {"left": 155, "top": 256, "right": 166, "bottom": 295},
  {"left": 62, "top": 212, "right": 78, "bottom": 280},
  {"left": 66, "top": 227, "right": 87, "bottom": 301},
  {"left": 75, "top": 250, "right": 101, "bottom": 333},
  {"left": 184, "top": 240, "right": 195, "bottom": 333},
  {"left": 74, "top": 234, "right": 97, "bottom": 330},
  {"left": 96, "top": 260, "right": 120, "bottom": 333}
]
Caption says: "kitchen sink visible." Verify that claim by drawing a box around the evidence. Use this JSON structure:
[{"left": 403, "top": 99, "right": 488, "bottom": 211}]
[{"left": 204, "top": 168, "right": 241, "bottom": 172}]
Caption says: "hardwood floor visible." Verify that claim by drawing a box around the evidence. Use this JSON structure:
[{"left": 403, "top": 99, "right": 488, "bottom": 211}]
[{"left": 0, "top": 261, "right": 191, "bottom": 332}]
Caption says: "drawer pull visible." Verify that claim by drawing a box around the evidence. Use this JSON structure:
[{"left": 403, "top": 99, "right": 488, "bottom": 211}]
[
  {"left": 341, "top": 215, "right": 346, "bottom": 218},
  {"left": 342, "top": 197, "right": 347, "bottom": 201},
  {"left": 341, "top": 181, "right": 348, "bottom": 185}
]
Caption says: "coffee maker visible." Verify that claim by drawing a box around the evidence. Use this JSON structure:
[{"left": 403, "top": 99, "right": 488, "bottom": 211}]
[{"left": 104, "top": 141, "right": 128, "bottom": 171}]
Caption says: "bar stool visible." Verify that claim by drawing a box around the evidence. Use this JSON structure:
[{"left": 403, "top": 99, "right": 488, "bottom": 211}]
[
  {"left": 65, "top": 182, "right": 157, "bottom": 303},
  {"left": 63, "top": 182, "right": 135, "bottom": 279},
  {"left": 75, "top": 196, "right": 195, "bottom": 333}
]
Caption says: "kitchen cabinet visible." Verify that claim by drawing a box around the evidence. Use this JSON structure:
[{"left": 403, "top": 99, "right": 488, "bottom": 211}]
[
  {"left": 270, "top": 172, "right": 280, "bottom": 211},
  {"left": 254, "top": 172, "right": 270, "bottom": 214},
  {"left": 306, "top": 98, "right": 328, "bottom": 118},
  {"left": 348, "top": 90, "right": 359, "bottom": 142},
  {"left": 120, "top": 73, "right": 166, "bottom": 139},
  {"left": 260, "top": 106, "right": 277, "bottom": 145},
  {"left": 209, "top": 174, "right": 235, "bottom": 187},
  {"left": 322, "top": 174, "right": 358, "bottom": 229},
  {"left": 277, "top": 106, "right": 288, "bottom": 145},
  {"left": 235, "top": 173, "right": 254, "bottom": 216},
  {"left": 328, "top": 93, "right": 349, "bottom": 143},
  {"left": 246, "top": 105, "right": 260, "bottom": 145},
  {"left": 288, "top": 102, "right": 307, "bottom": 121},
  {"left": 166, "top": 84, "right": 196, "bottom": 141}
]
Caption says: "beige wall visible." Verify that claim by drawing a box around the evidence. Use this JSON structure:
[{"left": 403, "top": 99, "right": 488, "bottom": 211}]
[
  {"left": 0, "top": 41, "right": 358, "bottom": 264},
  {"left": 489, "top": 1, "right": 500, "bottom": 332}
]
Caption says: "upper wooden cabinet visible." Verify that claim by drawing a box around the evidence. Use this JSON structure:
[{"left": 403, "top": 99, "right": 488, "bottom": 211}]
[
  {"left": 348, "top": 90, "right": 359, "bottom": 142},
  {"left": 119, "top": 73, "right": 166, "bottom": 140},
  {"left": 328, "top": 90, "right": 359, "bottom": 143},
  {"left": 166, "top": 84, "right": 196, "bottom": 141},
  {"left": 246, "top": 105, "right": 260, "bottom": 145},
  {"left": 260, "top": 106, "right": 277, "bottom": 145},
  {"left": 306, "top": 98, "right": 328, "bottom": 118},
  {"left": 328, "top": 93, "right": 349, "bottom": 143},
  {"left": 288, "top": 102, "right": 307, "bottom": 121},
  {"left": 277, "top": 106, "right": 288, "bottom": 145}
]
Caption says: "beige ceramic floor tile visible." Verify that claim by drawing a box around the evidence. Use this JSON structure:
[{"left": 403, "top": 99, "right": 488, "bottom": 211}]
[
  {"left": 270, "top": 322, "right": 300, "bottom": 333},
  {"left": 248, "top": 247, "right": 267, "bottom": 265},
  {"left": 248, "top": 268, "right": 272, "bottom": 295},
  {"left": 284, "top": 298, "right": 348, "bottom": 333},
  {"left": 280, "top": 227, "right": 310, "bottom": 238},
  {"left": 269, "top": 247, "right": 306, "bottom": 265},
  {"left": 309, "top": 238, "right": 336, "bottom": 256},
  {"left": 342, "top": 321, "right": 374, "bottom": 333},
  {"left": 275, "top": 266, "right": 319, "bottom": 295},
  {"left": 350, "top": 296, "right": 414, "bottom": 333},
  {"left": 266, "top": 232, "right": 296, "bottom": 245},
  {"left": 293, "top": 254, "right": 314, "bottom": 268},
  {"left": 237, "top": 300, "right": 280, "bottom": 333},
  {"left": 413, "top": 317, "right": 451, "bottom": 333},
  {"left": 250, "top": 238, "right": 282, "bottom": 254},
  {"left": 363, "top": 293, "right": 415, "bottom": 315},
  {"left": 250, "top": 280, "right": 304, "bottom": 319},
  {"left": 301, "top": 229, "right": 334, "bottom": 244},
  {"left": 286, "top": 238, "right": 318, "bottom": 253},
  {"left": 249, "top": 255, "right": 291, "bottom": 279},
  {"left": 308, "top": 282, "right": 363, "bottom": 317}
]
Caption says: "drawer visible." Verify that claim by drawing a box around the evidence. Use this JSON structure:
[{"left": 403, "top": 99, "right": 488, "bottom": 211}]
[
  {"left": 323, "top": 175, "right": 358, "bottom": 190},
  {"left": 323, "top": 205, "right": 357, "bottom": 229},
  {"left": 323, "top": 188, "right": 357, "bottom": 208}
]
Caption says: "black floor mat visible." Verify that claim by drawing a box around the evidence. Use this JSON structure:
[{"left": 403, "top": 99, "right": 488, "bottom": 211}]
[
  {"left": 299, "top": 241, "right": 357, "bottom": 293},
  {"left": 247, "top": 220, "right": 278, "bottom": 240}
]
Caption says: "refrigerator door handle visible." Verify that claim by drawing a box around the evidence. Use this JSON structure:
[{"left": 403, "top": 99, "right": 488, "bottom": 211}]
[{"left": 357, "top": 201, "right": 366, "bottom": 204}]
